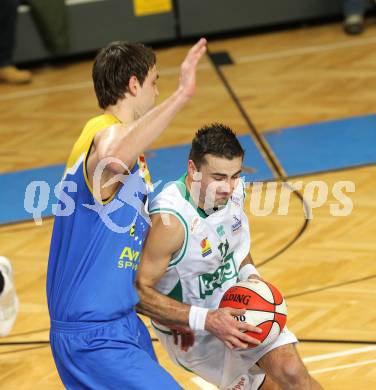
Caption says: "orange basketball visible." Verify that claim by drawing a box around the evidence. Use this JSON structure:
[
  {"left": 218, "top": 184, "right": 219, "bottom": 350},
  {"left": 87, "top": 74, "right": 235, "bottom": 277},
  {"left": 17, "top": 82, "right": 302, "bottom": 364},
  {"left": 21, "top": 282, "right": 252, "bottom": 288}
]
[{"left": 219, "top": 279, "right": 287, "bottom": 347}]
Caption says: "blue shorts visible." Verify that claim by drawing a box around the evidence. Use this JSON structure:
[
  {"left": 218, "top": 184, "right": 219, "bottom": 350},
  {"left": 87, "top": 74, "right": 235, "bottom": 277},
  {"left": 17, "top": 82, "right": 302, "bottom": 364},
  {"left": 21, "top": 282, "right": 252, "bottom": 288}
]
[{"left": 50, "top": 311, "right": 182, "bottom": 389}]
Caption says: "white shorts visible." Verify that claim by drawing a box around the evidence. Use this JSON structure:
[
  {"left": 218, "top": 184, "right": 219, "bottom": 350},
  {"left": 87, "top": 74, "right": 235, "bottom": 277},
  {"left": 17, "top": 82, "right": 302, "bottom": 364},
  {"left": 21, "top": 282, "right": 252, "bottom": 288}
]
[{"left": 152, "top": 323, "right": 298, "bottom": 390}]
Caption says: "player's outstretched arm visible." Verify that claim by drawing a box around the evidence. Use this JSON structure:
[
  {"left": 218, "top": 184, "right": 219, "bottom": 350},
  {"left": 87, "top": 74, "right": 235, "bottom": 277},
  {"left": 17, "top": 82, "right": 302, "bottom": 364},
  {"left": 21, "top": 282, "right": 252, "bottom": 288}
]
[{"left": 93, "top": 38, "right": 207, "bottom": 174}]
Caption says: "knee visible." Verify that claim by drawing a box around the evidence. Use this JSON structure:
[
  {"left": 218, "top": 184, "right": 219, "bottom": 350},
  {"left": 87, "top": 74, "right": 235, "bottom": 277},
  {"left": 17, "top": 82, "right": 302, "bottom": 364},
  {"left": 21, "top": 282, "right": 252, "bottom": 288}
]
[{"left": 278, "top": 357, "right": 309, "bottom": 386}]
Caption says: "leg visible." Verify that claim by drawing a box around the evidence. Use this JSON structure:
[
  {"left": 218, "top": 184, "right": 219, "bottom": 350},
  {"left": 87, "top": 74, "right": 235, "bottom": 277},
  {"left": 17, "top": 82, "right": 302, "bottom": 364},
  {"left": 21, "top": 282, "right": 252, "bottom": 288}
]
[
  {"left": 50, "top": 315, "right": 182, "bottom": 390},
  {"left": 0, "top": 0, "right": 18, "bottom": 67},
  {"left": 0, "top": 0, "right": 32, "bottom": 83},
  {"left": 51, "top": 333, "right": 182, "bottom": 390},
  {"left": 155, "top": 326, "right": 281, "bottom": 390},
  {"left": 343, "top": 0, "right": 366, "bottom": 35},
  {"left": 259, "top": 375, "right": 281, "bottom": 390},
  {"left": 258, "top": 344, "right": 323, "bottom": 390},
  {"left": 343, "top": 0, "right": 366, "bottom": 16}
]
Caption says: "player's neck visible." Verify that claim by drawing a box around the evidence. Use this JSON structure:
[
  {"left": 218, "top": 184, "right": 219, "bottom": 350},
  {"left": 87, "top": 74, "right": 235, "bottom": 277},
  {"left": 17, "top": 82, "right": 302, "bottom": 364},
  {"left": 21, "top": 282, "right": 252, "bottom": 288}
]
[
  {"left": 185, "top": 175, "right": 203, "bottom": 209},
  {"left": 105, "top": 103, "right": 136, "bottom": 125},
  {"left": 185, "top": 175, "right": 220, "bottom": 215}
]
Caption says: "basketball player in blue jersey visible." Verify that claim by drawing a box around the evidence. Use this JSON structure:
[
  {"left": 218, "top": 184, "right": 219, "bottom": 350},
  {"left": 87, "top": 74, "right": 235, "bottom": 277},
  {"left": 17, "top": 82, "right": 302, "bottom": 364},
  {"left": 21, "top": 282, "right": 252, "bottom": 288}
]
[
  {"left": 136, "top": 125, "right": 323, "bottom": 390},
  {"left": 47, "top": 38, "right": 207, "bottom": 389}
]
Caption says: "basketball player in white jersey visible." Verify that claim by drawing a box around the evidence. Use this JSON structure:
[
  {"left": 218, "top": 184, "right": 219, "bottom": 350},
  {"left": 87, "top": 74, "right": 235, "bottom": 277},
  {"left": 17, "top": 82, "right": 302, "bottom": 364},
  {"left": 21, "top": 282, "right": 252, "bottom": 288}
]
[{"left": 136, "top": 124, "right": 323, "bottom": 390}]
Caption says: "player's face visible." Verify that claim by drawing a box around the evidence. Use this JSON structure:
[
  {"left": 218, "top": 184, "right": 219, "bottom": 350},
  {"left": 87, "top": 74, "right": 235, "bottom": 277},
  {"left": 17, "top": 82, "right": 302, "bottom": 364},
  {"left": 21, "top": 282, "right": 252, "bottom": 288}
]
[
  {"left": 191, "top": 154, "right": 243, "bottom": 209},
  {"left": 134, "top": 65, "right": 159, "bottom": 118}
]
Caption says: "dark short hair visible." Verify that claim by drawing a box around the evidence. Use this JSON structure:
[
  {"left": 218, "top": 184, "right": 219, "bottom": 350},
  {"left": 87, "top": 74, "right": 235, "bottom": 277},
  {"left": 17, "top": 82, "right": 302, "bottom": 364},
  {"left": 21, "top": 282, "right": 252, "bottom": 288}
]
[
  {"left": 92, "top": 41, "right": 156, "bottom": 109},
  {"left": 189, "top": 123, "right": 244, "bottom": 168}
]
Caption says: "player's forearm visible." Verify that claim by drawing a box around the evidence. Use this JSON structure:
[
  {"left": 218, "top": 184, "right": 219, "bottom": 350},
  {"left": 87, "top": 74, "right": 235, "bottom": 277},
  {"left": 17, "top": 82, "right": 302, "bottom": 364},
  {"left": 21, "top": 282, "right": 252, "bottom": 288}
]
[
  {"left": 238, "top": 254, "right": 261, "bottom": 280},
  {"left": 106, "top": 88, "right": 189, "bottom": 168},
  {"left": 239, "top": 253, "right": 256, "bottom": 268},
  {"left": 136, "top": 282, "right": 190, "bottom": 326}
]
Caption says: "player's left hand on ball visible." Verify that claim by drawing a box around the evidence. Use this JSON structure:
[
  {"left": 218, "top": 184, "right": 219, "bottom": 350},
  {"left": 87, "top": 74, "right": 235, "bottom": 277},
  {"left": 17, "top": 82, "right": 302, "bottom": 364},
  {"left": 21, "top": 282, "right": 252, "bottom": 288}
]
[
  {"left": 206, "top": 308, "right": 261, "bottom": 350},
  {"left": 232, "top": 316, "right": 263, "bottom": 349},
  {"left": 169, "top": 325, "right": 195, "bottom": 352}
]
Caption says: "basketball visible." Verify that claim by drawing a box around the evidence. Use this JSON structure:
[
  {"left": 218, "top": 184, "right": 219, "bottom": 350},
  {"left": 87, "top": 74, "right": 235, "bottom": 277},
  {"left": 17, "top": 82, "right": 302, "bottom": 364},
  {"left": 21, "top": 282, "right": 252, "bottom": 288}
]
[{"left": 219, "top": 279, "right": 287, "bottom": 347}]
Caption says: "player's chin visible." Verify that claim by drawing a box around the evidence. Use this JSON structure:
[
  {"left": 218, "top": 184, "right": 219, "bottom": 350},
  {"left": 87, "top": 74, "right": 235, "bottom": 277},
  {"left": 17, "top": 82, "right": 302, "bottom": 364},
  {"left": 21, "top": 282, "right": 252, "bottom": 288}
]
[{"left": 215, "top": 195, "right": 230, "bottom": 205}]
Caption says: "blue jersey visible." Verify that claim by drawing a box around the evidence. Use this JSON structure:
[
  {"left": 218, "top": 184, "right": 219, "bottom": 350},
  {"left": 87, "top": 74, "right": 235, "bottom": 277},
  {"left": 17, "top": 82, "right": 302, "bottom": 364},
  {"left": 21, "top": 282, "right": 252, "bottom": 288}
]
[
  {"left": 47, "top": 115, "right": 181, "bottom": 390},
  {"left": 47, "top": 114, "right": 153, "bottom": 322}
]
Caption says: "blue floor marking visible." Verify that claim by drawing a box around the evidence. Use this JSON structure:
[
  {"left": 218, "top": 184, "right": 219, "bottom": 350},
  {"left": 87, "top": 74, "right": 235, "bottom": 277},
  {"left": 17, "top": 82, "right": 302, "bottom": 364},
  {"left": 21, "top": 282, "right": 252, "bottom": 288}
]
[
  {"left": 0, "top": 134, "right": 273, "bottom": 225},
  {"left": 264, "top": 114, "right": 376, "bottom": 177},
  {"left": 1, "top": 165, "right": 65, "bottom": 225},
  {"left": 3, "top": 112, "right": 376, "bottom": 225}
]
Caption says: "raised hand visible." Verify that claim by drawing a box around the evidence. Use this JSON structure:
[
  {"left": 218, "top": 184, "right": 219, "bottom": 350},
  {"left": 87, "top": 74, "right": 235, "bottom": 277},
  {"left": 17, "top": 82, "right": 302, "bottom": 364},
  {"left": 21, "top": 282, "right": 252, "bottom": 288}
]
[{"left": 179, "top": 38, "right": 207, "bottom": 100}]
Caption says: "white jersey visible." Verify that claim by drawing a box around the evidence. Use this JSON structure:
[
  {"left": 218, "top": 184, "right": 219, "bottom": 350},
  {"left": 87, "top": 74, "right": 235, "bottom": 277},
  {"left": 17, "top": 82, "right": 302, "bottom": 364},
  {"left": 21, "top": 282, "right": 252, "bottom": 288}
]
[
  {"left": 150, "top": 175, "right": 298, "bottom": 390},
  {"left": 150, "top": 174, "right": 250, "bottom": 310}
]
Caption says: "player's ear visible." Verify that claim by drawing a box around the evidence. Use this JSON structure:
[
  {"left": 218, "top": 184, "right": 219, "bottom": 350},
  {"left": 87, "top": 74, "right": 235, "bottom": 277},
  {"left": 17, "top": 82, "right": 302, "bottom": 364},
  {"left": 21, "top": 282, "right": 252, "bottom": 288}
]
[
  {"left": 128, "top": 75, "right": 138, "bottom": 96},
  {"left": 188, "top": 160, "right": 198, "bottom": 177}
]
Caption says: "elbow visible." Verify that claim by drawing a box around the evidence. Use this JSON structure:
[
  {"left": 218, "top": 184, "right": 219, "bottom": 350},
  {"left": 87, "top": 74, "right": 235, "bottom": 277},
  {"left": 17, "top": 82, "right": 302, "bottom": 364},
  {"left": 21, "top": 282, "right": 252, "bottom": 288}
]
[
  {"left": 135, "top": 281, "right": 146, "bottom": 313},
  {"left": 135, "top": 279, "right": 155, "bottom": 309},
  {"left": 97, "top": 149, "right": 134, "bottom": 175},
  {"left": 105, "top": 161, "right": 131, "bottom": 175},
  {"left": 135, "top": 279, "right": 142, "bottom": 295},
  {"left": 135, "top": 279, "right": 147, "bottom": 302}
]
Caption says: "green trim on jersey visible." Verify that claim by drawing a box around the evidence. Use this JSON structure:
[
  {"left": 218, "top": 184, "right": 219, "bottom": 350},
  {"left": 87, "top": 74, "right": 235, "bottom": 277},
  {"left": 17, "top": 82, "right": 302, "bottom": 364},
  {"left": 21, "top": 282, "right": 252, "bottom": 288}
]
[
  {"left": 151, "top": 321, "right": 194, "bottom": 373},
  {"left": 149, "top": 208, "right": 188, "bottom": 267},
  {"left": 168, "top": 279, "right": 183, "bottom": 302},
  {"left": 176, "top": 358, "right": 194, "bottom": 373},
  {"left": 175, "top": 173, "right": 231, "bottom": 218},
  {"left": 151, "top": 320, "right": 172, "bottom": 335},
  {"left": 175, "top": 173, "right": 208, "bottom": 219}
]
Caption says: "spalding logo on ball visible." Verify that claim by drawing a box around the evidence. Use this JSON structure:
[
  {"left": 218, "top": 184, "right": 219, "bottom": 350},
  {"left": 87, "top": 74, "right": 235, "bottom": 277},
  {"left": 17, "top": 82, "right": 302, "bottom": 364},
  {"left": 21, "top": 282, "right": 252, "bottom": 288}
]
[{"left": 219, "top": 279, "right": 287, "bottom": 348}]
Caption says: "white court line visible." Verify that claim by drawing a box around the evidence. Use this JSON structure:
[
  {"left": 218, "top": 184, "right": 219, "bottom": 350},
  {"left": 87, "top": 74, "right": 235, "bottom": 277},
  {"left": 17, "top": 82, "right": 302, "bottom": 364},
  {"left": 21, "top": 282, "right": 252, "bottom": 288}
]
[
  {"left": 191, "top": 359, "right": 376, "bottom": 388},
  {"left": 236, "top": 35, "right": 376, "bottom": 64},
  {"left": 0, "top": 81, "right": 93, "bottom": 101},
  {"left": 190, "top": 345, "right": 376, "bottom": 388},
  {"left": 191, "top": 376, "right": 219, "bottom": 390},
  {"left": 0, "top": 64, "right": 210, "bottom": 102},
  {"left": 310, "top": 359, "right": 376, "bottom": 375},
  {"left": 159, "top": 63, "right": 211, "bottom": 75},
  {"left": 3, "top": 34, "right": 376, "bottom": 102},
  {"left": 303, "top": 345, "right": 376, "bottom": 363}
]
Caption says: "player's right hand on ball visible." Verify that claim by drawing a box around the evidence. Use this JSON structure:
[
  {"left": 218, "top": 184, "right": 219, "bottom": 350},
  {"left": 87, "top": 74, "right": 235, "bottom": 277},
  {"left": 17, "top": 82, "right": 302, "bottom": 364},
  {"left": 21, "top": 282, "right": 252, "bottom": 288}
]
[
  {"left": 178, "top": 38, "right": 207, "bottom": 100},
  {"left": 205, "top": 307, "right": 262, "bottom": 350}
]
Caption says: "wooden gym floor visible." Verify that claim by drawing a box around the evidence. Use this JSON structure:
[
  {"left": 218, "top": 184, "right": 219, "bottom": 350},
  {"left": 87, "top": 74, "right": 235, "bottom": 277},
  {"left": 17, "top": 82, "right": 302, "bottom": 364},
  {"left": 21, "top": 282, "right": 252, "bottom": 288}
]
[{"left": 0, "top": 20, "right": 375, "bottom": 389}]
